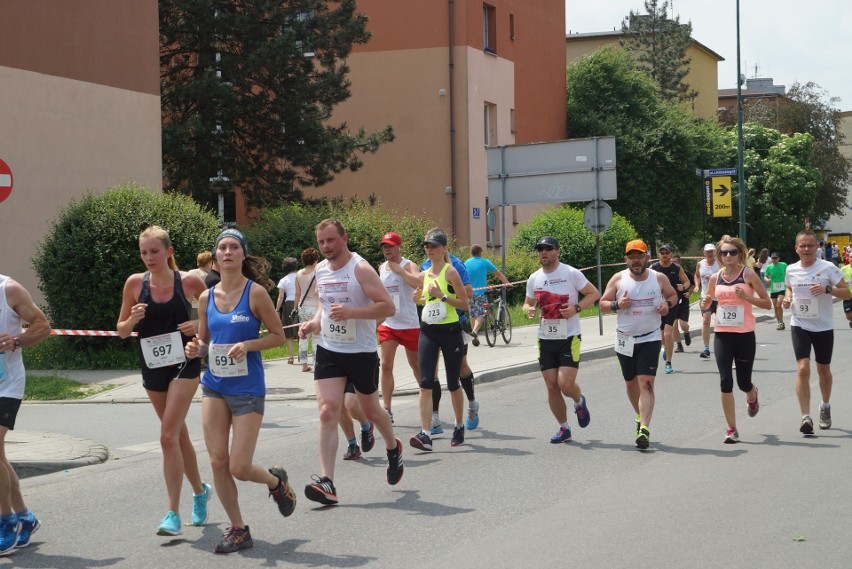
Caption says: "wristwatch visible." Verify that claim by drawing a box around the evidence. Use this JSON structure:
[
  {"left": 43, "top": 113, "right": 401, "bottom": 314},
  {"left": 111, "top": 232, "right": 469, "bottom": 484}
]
[
  {"left": 440, "top": 294, "right": 448, "bottom": 302},
  {"left": 825, "top": 285, "right": 833, "bottom": 294},
  {"left": 12, "top": 336, "right": 22, "bottom": 351},
  {"left": 574, "top": 304, "right": 582, "bottom": 314}
]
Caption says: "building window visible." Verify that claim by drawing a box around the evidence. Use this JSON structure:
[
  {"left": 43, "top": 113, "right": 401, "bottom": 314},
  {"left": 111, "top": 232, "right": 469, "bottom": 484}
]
[
  {"left": 484, "top": 102, "right": 497, "bottom": 147},
  {"left": 510, "top": 108, "right": 516, "bottom": 134},
  {"left": 483, "top": 4, "right": 496, "bottom": 54},
  {"left": 509, "top": 13, "right": 515, "bottom": 40}
]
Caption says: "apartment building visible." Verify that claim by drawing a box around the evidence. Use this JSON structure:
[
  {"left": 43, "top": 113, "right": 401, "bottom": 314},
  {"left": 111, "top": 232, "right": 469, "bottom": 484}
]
[
  {"left": 0, "top": 1, "right": 161, "bottom": 302},
  {"left": 267, "top": 1, "right": 568, "bottom": 248}
]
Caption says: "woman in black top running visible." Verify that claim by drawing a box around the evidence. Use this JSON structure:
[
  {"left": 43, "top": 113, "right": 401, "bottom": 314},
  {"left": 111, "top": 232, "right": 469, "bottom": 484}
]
[{"left": 117, "top": 225, "right": 211, "bottom": 537}]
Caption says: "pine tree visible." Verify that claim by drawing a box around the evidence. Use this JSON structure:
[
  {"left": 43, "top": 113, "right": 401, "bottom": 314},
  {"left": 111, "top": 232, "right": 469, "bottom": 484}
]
[
  {"left": 620, "top": 0, "right": 697, "bottom": 105},
  {"left": 160, "top": 0, "right": 394, "bottom": 208}
]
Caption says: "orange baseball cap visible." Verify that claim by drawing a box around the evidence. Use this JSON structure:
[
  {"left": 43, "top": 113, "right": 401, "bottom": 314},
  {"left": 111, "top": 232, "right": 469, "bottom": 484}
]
[{"left": 625, "top": 239, "right": 648, "bottom": 254}]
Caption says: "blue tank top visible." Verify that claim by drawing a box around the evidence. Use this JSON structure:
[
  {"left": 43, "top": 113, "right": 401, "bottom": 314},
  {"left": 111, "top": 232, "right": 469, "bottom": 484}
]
[{"left": 202, "top": 280, "right": 265, "bottom": 396}]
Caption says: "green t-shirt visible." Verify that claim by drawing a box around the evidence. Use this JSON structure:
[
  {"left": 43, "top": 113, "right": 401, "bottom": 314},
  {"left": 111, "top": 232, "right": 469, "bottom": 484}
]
[
  {"left": 764, "top": 261, "right": 788, "bottom": 293},
  {"left": 841, "top": 264, "right": 852, "bottom": 284}
]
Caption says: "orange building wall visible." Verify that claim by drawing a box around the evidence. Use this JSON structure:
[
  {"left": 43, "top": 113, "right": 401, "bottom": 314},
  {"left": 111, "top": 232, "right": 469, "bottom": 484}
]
[{"left": 293, "top": 0, "right": 566, "bottom": 247}]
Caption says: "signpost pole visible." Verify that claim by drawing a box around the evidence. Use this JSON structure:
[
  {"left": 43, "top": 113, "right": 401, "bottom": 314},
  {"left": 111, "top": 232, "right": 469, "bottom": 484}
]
[
  {"left": 500, "top": 146, "right": 508, "bottom": 307},
  {"left": 594, "top": 138, "right": 603, "bottom": 336}
]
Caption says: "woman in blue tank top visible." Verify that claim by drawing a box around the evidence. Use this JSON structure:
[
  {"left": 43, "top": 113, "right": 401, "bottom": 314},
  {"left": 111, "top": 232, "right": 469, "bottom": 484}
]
[
  {"left": 116, "top": 225, "right": 209, "bottom": 537},
  {"left": 184, "top": 229, "right": 296, "bottom": 554}
]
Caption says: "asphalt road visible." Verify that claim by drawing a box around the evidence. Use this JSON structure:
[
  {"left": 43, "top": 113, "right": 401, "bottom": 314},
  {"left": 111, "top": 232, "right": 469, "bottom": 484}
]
[{"left": 8, "top": 316, "right": 852, "bottom": 568}]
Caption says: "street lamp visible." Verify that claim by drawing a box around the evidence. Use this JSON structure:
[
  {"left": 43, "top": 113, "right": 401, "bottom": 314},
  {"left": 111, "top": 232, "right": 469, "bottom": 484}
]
[{"left": 736, "top": 0, "right": 746, "bottom": 242}]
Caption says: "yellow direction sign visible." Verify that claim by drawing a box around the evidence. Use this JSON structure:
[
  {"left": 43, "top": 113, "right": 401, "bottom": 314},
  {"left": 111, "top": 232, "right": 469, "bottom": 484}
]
[{"left": 712, "top": 176, "right": 732, "bottom": 218}]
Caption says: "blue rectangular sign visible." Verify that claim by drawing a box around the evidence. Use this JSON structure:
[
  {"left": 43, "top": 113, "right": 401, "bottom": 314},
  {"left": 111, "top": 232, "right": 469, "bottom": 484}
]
[
  {"left": 472, "top": 207, "right": 481, "bottom": 219},
  {"left": 707, "top": 168, "right": 737, "bottom": 177}
]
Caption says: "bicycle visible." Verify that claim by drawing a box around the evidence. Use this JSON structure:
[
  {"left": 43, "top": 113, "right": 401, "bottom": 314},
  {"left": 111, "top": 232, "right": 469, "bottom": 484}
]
[{"left": 483, "top": 289, "right": 512, "bottom": 346}]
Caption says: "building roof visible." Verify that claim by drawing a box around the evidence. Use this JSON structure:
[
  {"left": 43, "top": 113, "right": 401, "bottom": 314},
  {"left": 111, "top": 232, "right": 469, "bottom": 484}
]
[
  {"left": 718, "top": 88, "right": 786, "bottom": 99},
  {"left": 565, "top": 30, "right": 725, "bottom": 62}
]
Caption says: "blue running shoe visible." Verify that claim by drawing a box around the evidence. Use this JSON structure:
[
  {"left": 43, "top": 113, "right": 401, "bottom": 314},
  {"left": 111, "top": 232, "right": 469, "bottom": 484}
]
[
  {"left": 192, "top": 483, "right": 212, "bottom": 526},
  {"left": 157, "top": 511, "right": 182, "bottom": 536},
  {"left": 550, "top": 426, "right": 572, "bottom": 443},
  {"left": 465, "top": 400, "right": 480, "bottom": 430},
  {"left": 574, "top": 395, "right": 590, "bottom": 428},
  {"left": 0, "top": 514, "right": 19, "bottom": 556},
  {"left": 430, "top": 419, "right": 444, "bottom": 435},
  {"left": 15, "top": 510, "right": 40, "bottom": 549}
]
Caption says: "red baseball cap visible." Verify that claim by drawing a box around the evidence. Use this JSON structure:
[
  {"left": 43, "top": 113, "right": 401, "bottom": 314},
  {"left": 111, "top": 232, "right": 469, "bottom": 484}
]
[{"left": 380, "top": 232, "right": 402, "bottom": 246}]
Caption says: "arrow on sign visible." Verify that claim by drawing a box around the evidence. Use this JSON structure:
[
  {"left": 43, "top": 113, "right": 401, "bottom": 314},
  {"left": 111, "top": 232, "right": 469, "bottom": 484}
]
[{"left": 714, "top": 184, "right": 730, "bottom": 197}]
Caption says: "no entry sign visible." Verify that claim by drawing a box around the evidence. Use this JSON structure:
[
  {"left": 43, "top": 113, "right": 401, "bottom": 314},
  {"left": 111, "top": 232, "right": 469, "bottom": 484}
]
[{"left": 0, "top": 159, "right": 12, "bottom": 203}]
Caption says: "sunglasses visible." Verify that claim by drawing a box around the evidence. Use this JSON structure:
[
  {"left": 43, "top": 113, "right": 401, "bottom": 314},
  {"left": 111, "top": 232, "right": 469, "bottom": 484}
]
[
  {"left": 719, "top": 249, "right": 739, "bottom": 256},
  {"left": 535, "top": 246, "right": 555, "bottom": 252}
]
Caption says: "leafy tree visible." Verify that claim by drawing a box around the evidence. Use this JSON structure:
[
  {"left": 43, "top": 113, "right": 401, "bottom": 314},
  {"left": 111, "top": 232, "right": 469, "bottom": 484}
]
[
  {"left": 160, "top": 0, "right": 394, "bottom": 208},
  {"left": 566, "top": 46, "right": 724, "bottom": 252},
  {"left": 620, "top": 0, "right": 697, "bottom": 104},
  {"left": 707, "top": 123, "right": 821, "bottom": 254},
  {"left": 719, "top": 82, "right": 851, "bottom": 226}
]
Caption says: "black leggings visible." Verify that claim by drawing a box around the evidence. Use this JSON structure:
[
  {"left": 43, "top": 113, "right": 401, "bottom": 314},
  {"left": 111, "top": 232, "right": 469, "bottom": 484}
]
[
  {"left": 418, "top": 323, "right": 464, "bottom": 391},
  {"left": 713, "top": 331, "right": 756, "bottom": 394}
]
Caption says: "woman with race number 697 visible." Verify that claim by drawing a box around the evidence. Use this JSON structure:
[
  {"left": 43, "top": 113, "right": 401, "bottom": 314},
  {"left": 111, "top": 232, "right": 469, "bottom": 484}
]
[
  {"left": 701, "top": 235, "right": 771, "bottom": 444},
  {"left": 117, "top": 225, "right": 211, "bottom": 537}
]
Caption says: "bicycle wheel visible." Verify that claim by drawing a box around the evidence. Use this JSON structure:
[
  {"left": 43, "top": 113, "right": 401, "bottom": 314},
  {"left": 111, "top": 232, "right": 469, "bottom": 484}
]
[
  {"left": 484, "top": 304, "right": 498, "bottom": 347},
  {"left": 500, "top": 304, "right": 512, "bottom": 344}
]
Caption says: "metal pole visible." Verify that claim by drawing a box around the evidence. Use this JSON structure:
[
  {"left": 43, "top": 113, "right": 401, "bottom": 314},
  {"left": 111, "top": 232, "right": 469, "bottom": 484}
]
[
  {"left": 736, "top": 0, "right": 746, "bottom": 242},
  {"left": 500, "top": 146, "right": 507, "bottom": 281},
  {"left": 594, "top": 138, "right": 603, "bottom": 336}
]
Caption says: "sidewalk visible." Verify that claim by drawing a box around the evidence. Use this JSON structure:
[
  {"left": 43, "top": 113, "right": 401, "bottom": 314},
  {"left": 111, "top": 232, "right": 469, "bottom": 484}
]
[{"left": 13, "top": 305, "right": 712, "bottom": 477}]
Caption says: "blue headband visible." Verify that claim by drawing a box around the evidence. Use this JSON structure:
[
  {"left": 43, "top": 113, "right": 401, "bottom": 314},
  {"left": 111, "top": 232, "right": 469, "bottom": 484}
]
[{"left": 215, "top": 229, "right": 248, "bottom": 255}]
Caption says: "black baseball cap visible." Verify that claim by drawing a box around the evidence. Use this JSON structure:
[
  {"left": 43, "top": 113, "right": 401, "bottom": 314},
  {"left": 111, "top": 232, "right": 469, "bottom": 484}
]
[
  {"left": 423, "top": 229, "right": 448, "bottom": 247},
  {"left": 658, "top": 243, "right": 673, "bottom": 253},
  {"left": 535, "top": 236, "right": 559, "bottom": 250},
  {"left": 771, "top": 252, "right": 780, "bottom": 258}
]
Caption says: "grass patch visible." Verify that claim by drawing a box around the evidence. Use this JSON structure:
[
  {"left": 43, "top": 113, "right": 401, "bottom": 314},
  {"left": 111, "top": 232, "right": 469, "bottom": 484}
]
[{"left": 24, "top": 374, "right": 116, "bottom": 401}]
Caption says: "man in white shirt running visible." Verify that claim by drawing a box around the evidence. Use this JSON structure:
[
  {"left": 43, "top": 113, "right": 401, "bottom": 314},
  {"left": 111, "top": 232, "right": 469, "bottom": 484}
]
[{"left": 781, "top": 231, "right": 851, "bottom": 434}]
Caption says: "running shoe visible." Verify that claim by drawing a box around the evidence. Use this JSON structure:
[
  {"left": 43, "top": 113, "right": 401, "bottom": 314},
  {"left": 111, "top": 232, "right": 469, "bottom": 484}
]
[
  {"left": 635, "top": 426, "right": 650, "bottom": 450},
  {"left": 430, "top": 419, "right": 444, "bottom": 435},
  {"left": 574, "top": 394, "right": 591, "bottom": 428},
  {"left": 819, "top": 406, "right": 832, "bottom": 430},
  {"left": 471, "top": 333, "right": 480, "bottom": 347},
  {"left": 361, "top": 422, "right": 375, "bottom": 453},
  {"left": 747, "top": 388, "right": 760, "bottom": 418},
  {"left": 343, "top": 444, "right": 362, "bottom": 460},
  {"left": 724, "top": 427, "right": 740, "bottom": 444},
  {"left": 466, "top": 400, "right": 480, "bottom": 430},
  {"left": 0, "top": 514, "right": 19, "bottom": 556},
  {"left": 386, "top": 438, "right": 404, "bottom": 485},
  {"left": 635, "top": 413, "right": 641, "bottom": 435},
  {"left": 410, "top": 431, "right": 433, "bottom": 451},
  {"left": 305, "top": 475, "right": 338, "bottom": 505},
  {"left": 664, "top": 362, "right": 673, "bottom": 374},
  {"left": 800, "top": 416, "right": 814, "bottom": 435},
  {"left": 674, "top": 343, "right": 684, "bottom": 353},
  {"left": 15, "top": 510, "right": 39, "bottom": 549},
  {"left": 156, "top": 511, "right": 182, "bottom": 536},
  {"left": 215, "top": 526, "right": 253, "bottom": 554},
  {"left": 550, "top": 426, "right": 572, "bottom": 443},
  {"left": 700, "top": 348, "right": 711, "bottom": 359},
  {"left": 268, "top": 466, "right": 297, "bottom": 516},
  {"left": 683, "top": 331, "right": 691, "bottom": 346},
  {"left": 450, "top": 426, "right": 465, "bottom": 447},
  {"left": 191, "top": 482, "right": 212, "bottom": 526},
  {"left": 776, "top": 322, "right": 785, "bottom": 330}
]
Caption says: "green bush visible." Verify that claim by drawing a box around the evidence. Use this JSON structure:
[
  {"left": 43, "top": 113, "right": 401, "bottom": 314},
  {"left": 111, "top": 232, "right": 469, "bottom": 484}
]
[
  {"left": 32, "top": 183, "right": 221, "bottom": 357},
  {"left": 509, "top": 205, "right": 637, "bottom": 292},
  {"left": 242, "top": 200, "right": 437, "bottom": 279}
]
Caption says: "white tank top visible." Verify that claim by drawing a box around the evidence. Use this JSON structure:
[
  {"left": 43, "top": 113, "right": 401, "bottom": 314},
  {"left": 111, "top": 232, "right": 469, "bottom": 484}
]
[
  {"left": 0, "top": 275, "right": 26, "bottom": 398},
  {"left": 380, "top": 258, "right": 420, "bottom": 330},
  {"left": 699, "top": 260, "right": 720, "bottom": 295},
  {"left": 316, "top": 253, "right": 379, "bottom": 354},
  {"left": 616, "top": 269, "right": 663, "bottom": 342}
]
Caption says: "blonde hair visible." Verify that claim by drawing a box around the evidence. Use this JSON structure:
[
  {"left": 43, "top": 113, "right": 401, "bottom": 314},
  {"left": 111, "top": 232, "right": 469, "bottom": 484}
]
[
  {"left": 139, "top": 225, "right": 178, "bottom": 270},
  {"left": 716, "top": 235, "right": 747, "bottom": 268}
]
